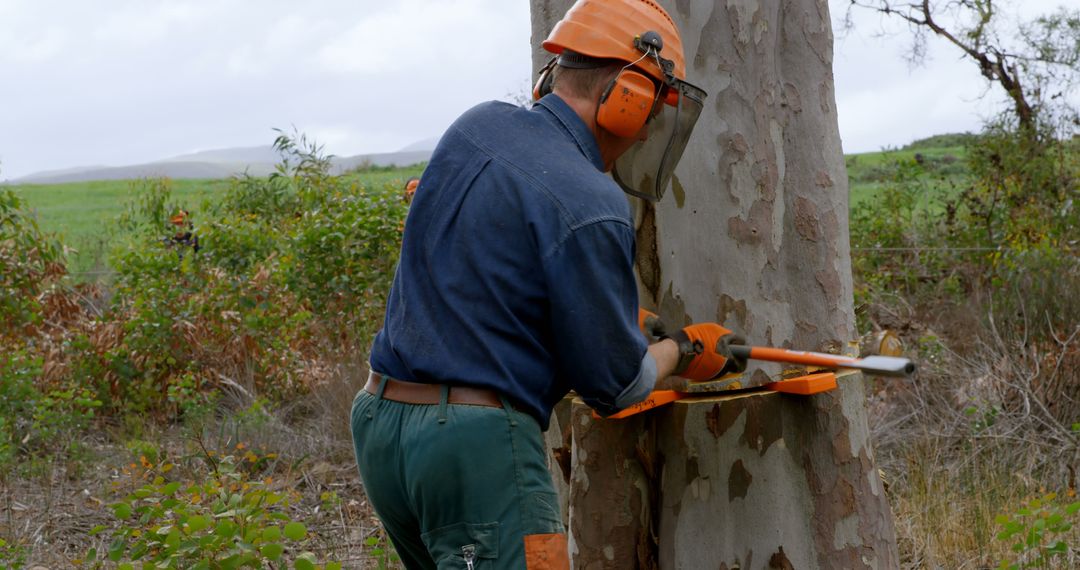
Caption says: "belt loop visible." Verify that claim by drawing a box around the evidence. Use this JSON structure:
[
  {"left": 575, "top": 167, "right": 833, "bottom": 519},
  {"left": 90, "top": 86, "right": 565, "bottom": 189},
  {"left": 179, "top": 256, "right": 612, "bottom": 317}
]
[
  {"left": 367, "top": 372, "right": 389, "bottom": 420},
  {"left": 374, "top": 374, "right": 389, "bottom": 400},
  {"left": 437, "top": 385, "right": 449, "bottom": 424},
  {"left": 499, "top": 396, "right": 518, "bottom": 427}
]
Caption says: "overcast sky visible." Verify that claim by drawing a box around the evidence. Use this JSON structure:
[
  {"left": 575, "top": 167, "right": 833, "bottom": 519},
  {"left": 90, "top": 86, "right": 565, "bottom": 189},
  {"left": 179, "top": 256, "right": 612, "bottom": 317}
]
[{"left": 0, "top": 0, "right": 1073, "bottom": 181}]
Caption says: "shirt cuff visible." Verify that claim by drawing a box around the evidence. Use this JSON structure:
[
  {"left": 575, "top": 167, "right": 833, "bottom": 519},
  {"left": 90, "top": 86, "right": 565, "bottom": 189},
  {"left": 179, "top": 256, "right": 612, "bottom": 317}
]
[{"left": 614, "top": 352, "right": 658, "bottom": 410}]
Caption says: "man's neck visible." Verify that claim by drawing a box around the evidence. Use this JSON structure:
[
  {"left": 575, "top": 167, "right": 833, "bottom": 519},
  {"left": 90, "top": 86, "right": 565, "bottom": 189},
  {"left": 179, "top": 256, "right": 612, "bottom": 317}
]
[{"left": 552, "top": 90, "right": 601, "bottom": 142}]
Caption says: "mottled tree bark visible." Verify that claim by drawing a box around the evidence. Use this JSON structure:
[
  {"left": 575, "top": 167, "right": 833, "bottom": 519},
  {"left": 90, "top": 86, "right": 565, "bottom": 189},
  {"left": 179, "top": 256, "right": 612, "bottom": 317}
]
[{"left": 532, "top": 0, "right": 898, "bottom": 568}]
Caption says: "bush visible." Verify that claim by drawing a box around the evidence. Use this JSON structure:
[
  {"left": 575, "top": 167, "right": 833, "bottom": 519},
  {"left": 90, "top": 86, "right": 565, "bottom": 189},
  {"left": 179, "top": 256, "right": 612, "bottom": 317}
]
[
  {"left": 0, "top": 349, "right": 102, "bottom": 473},
  {"left": 88, "top": 453, "right": 340, "bottom": 570},
  {"left": 0, "top": 189, "right": 64, "bottom": 337},
  {"left": 80, "top": 131, "right": 408, "bottom": 418},
  {"left": 996, "top": 492, "right": 1080, "bottom": 569}
]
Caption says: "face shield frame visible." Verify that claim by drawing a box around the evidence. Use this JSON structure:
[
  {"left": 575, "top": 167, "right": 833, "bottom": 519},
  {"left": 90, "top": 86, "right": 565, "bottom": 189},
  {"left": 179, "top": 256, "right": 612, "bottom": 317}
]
[{"left": 611, "top": 77, "right": 707, "bottom": 202}]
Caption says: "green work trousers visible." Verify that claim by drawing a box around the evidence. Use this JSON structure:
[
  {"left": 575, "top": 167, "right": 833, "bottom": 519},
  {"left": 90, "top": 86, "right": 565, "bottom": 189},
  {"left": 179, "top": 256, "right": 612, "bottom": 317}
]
[{"left": 350, "top": 386, "right": 566, "bottom": 569}]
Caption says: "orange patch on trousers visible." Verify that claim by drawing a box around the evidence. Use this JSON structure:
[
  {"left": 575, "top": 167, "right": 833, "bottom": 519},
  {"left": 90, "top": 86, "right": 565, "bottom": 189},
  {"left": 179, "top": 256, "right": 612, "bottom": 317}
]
[{"left": 524, "top": 533, "right": 569, "bottom": 569}]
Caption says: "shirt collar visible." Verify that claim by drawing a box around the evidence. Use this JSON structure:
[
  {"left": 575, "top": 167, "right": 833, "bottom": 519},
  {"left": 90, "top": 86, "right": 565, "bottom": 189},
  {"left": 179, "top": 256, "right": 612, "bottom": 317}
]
[{"left": 534, "top": 94, "right": 605, "bottom": 171}]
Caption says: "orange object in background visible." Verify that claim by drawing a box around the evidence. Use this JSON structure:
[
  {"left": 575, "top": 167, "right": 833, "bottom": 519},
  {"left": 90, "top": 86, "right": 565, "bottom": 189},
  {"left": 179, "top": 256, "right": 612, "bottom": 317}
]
[{"left": 403, "top": 177, "right": 420, "bottom": 204}]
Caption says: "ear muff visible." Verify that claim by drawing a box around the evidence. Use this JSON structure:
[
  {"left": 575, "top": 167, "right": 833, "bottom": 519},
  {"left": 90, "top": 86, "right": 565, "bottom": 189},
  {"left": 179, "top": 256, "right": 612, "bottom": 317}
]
[
  {"left": 533, "top": 57, "right": 557, "bottom": 101},
  {"left": 596, "top": 69, "right": 659, "bottom": 138}
]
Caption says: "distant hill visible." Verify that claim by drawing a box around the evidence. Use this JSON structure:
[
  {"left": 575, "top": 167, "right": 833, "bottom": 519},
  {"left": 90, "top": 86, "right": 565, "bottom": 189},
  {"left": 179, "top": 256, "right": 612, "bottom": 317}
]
[
  {"left": 11, "top": 145, "right": 435, "bottom": 185},
  {"left": 158, "top": 145, "right": 282, "bottom": 164},
  {"left": 397, "top": 136, "right": 441, "bottom": 153}
]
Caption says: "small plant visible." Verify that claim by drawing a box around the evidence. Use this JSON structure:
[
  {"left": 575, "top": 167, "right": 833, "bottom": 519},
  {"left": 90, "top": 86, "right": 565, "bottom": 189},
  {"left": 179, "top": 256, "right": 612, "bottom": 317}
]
[
  {"left": 996, "top": 492, "right": 1080, "bottom": 569},
  {"left": 364, "top": 529, "right": 401, "bottom": 570},
  {"left": 87, "top": 454, "right": 340, "bottom": 569},
  {"left": 0, "top": 537, "right": 28, "bottom": 570}
]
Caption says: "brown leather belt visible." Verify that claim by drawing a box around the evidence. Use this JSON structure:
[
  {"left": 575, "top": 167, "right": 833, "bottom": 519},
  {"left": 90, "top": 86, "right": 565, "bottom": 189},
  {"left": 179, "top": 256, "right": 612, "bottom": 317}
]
[{"left": 365, "top": 372, "right": 505, "bottom": 408}]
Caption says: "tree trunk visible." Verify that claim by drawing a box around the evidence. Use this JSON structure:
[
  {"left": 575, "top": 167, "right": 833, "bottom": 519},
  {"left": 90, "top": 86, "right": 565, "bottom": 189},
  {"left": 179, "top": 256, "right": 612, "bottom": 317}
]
[{"left": 532, "top": 0, "right": 899, "bottom": 568}]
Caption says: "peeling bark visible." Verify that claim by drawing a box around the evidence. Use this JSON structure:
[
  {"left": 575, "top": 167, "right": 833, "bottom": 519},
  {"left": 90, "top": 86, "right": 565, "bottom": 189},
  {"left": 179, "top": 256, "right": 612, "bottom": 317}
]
[{"left": 531, "top": 0, "right": 898, "bottom": 568}]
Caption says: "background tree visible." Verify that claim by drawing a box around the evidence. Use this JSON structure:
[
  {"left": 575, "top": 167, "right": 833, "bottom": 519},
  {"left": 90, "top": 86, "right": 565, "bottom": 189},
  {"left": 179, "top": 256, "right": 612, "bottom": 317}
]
[
  {"left": 842, "top": 0, "right": 1080, "bottom": 142},
  {"left": 844, "top": 0, "right": 1078, "bottom": 269}
]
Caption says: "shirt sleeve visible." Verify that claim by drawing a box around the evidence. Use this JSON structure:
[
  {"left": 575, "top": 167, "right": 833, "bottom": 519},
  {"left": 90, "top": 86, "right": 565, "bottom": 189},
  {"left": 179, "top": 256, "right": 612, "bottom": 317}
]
[{"left": 542, "top": 219, "right": 653, "bottom": 416}]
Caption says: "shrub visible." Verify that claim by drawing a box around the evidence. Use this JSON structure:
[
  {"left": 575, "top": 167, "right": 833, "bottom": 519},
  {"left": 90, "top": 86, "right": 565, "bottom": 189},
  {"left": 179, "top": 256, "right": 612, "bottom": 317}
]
[
  {"left": 87, "top": 453, "right": 340, "bottom": 569},
  {"left": 84, "top": 131, "right": 409, "bottom": 418},
  {"left": 996, "top": 492, "right": 1080, "bottom": 569},
  {"left": 0, "top": 189, "right": 64, "bottom": 337},
  {"left": 0, "top": 348, "right": 101, "bottom": 472}
]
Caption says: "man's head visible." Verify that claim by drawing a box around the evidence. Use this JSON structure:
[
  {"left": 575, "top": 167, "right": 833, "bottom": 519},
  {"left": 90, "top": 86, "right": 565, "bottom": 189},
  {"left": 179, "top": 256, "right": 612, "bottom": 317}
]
[
  {"left": 534, "top": 0, "right": 707, "bottom": 202},
  {"left": 170, "top": 210, "right": 189, "bottom": 226},
  {"left": 547, "top": 58, "right": 654, "bottom": 170}
]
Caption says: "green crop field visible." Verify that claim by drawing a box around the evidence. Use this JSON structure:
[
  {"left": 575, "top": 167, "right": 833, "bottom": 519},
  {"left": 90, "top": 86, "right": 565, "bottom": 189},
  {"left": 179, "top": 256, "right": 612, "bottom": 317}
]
[
  {"left": 6, "top": 138, "right": 968, "bottom": 280},
  {"left": 846, "top": 144, "right": 970, "bottom": 209},
  {"left": 7, "top": 166, "right": 425, "bottom": 278}
]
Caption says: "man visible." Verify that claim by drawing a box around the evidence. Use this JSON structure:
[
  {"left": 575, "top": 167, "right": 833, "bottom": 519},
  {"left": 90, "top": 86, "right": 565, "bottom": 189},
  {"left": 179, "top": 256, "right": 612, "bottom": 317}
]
[
  {"left": 351, "top": 1, "right": 743, "bottom": 568},
  {"left": 166, "top": 209, "right": 199, "bottom": 257},
  {"left": 403, "top": 176, "right": 420, "bottom": 205}
]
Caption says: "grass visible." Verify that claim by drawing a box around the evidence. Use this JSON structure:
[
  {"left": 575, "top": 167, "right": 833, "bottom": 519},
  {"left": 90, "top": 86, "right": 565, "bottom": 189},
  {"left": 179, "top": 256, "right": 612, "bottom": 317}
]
[
  {"left": 7, "top": 178, "right": 229, "bottom": 277},
  {"left": 5, "top": 165, "right": 424, "bottom": 279},
  {"left": 846, "top": 145, "right": 970, "bottom": 209}
]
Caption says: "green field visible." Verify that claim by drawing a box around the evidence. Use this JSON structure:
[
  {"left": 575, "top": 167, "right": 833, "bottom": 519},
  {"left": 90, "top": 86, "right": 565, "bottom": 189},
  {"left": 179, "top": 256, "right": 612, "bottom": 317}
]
[
  {"left": 7, "top": 139, "right": 965, "bottom": 279},
  {"left": 7, "top": 167, "right": 424, "bottom": 278},
  {"left": 846, "top": 144, "right": 969, "bottom": 209}
]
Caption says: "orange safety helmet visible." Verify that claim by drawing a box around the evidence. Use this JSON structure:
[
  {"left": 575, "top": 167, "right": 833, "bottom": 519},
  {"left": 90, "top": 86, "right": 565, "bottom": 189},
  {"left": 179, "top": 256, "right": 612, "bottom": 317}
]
[
  {"left": 170, "top": 210, "right": 189, "bottom": 225},
  {"left": 534, "top": 0, "right": 707, "bottom": 202},
  {"left": 541, "top": 0, "right": 686, "bottom": 88}
]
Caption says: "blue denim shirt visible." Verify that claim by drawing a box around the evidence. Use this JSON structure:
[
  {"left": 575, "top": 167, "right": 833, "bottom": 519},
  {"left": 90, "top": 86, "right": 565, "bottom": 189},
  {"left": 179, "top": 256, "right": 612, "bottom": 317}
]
[{"left": 369, "top": 94, "right": 654, "bottom": 429}]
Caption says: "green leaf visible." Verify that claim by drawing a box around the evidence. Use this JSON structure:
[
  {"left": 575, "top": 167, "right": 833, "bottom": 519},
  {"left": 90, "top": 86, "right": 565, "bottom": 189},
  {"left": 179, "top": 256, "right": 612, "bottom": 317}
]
[
  {"left": 262, "top": 526, "right": 282, "bottom": 542},
  {"left": 261, "top": 542, "right": 284, "bottom": 560},
  {"left": 994, "top": 514, "right": 1010, "bottom": 525},
  {"left": 187, "top": 515, "right": 210, "bottom": 533},
  {"left": 325, "top": 562, "right": 342, "bottom": 570},
  {"left": 113, "top": 502, "right": 133, "bottom": 519},
  {"left": 284, "top": 521, "right": 307, "bottom": 541},
  {"left": 166, "top": 528, "right": 182, "bottom": 549},
  {"left": 1065, "top": 501, "right": 1080, "bottom": 515},
  {"left": 118, "top": 563, "right": 134, "bottom": 570},
  {"left": 108, "top": 538, "right": 126, "bottom": 562},
  {"left": 294, "top": 552, "right": 317, "bottom": 570}
]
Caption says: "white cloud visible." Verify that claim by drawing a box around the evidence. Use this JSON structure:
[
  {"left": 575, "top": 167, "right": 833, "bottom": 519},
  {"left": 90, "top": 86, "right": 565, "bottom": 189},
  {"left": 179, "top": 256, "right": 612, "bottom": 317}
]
[
  {"left": 91, "top": 2, "right": 199, "bottom": 46},
  {"left": 1, "top": 0, "right": 1073, "bottom": 181},
  {"left": 3, "top": 26, "right": 68, "bottom": 64},
  {"left": 316, "top": 0, "right": 526, "bottom": 75}
]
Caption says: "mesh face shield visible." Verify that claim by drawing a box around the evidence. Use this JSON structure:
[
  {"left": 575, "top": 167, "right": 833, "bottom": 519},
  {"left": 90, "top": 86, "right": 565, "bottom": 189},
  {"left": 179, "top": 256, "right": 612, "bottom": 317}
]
[{"left": 612, "top": 81, "right": 706, "bottom": 202}]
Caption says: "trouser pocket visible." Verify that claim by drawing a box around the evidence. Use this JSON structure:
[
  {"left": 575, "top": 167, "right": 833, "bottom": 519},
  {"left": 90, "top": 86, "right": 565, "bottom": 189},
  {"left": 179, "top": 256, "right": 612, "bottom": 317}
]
[{"left": 421, "top": 521, "right": 499, "bottom": 569}]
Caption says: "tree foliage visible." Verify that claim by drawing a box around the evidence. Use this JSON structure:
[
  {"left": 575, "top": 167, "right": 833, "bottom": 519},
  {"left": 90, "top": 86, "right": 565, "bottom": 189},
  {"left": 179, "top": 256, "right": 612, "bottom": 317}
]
[{"left": 843, "top": 0, "right": 1080, "bottom": 137}]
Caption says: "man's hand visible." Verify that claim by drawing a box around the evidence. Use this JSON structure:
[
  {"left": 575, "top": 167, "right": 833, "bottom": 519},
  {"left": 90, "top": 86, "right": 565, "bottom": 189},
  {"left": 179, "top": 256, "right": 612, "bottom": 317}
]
[
  {"left": 637, "top": 308, "right": 667, "bottom": 339},
  {"left": 663, "top": 323, "right": 746, "bottom": 381}
]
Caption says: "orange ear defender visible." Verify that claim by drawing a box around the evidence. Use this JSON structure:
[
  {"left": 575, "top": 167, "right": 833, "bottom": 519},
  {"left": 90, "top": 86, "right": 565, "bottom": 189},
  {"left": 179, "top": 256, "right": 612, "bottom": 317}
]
[
  {"left": 532, "top": 57, "right": 557, "bottom": 101},
  {"left": 596, "top": 69, "right": 658, "bottom": 138}
]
